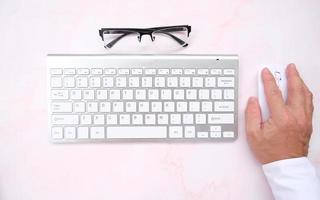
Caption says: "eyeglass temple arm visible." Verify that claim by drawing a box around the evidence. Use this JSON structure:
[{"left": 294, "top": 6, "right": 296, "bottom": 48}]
[
  {"left": 103, "top": 32, "right": 133, "bottom": 48},
  {"left": 156, "top": 31, "right": 189, "bottom": 47}
]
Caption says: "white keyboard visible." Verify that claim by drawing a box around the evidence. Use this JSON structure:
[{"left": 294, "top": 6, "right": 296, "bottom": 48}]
[{"left": 47, "top": 54, "right": 238, "bottom": 142}]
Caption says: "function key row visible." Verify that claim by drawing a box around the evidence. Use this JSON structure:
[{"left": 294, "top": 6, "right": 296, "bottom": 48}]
[{"left": 51, "top": 68, "right": 235, "bottom": 76}]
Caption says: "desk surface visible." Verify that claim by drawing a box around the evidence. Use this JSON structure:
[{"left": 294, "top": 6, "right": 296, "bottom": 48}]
[{"left": 0, "top": 0, "right": 320, "bottom": 199}]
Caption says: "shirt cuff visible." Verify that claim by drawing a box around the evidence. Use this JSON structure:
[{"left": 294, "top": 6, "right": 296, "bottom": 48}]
[{"left": 262, "top": 157, "right": 320, "bottom": 200}]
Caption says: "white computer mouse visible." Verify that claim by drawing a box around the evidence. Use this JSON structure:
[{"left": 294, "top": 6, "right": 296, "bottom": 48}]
[{"left": 258, "top": 65, "right": 288, "bottom": 121}]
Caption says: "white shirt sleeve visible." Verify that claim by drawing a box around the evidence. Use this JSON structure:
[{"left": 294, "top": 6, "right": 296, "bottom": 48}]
[{"left": 262, "top": 157, "right": 320, "bottom": 200}]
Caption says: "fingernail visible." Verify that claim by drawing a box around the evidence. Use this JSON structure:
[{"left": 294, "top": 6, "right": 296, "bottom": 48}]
[
  {"left": 262, "top": 67, "right": 272, "bottom": 78},
  {"left": 288, "top": 63, "right": 296, "bottom": 69},
  {"left": 249, "top": 97, "right": 257, "bottom": 104},
  {"left": 287, "top": 63, "right": 299, "bottom": 76}
]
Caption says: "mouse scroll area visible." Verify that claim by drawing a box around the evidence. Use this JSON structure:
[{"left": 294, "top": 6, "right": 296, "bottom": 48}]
[{"left": 258, "top": 65, "right": 288, "bottom": 121}]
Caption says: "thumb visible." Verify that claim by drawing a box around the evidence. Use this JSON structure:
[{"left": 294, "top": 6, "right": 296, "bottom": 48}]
[{"left": 245, "top": 97, "right": 262, "bottom": 137}]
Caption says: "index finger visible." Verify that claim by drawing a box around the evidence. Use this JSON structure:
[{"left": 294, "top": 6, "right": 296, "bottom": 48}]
[{"left": 262, "top": 68, "right": 286, "bottom": 119}]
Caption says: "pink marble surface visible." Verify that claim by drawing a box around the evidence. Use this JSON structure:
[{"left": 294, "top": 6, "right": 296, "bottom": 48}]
[{"left": 0, "top": 0, "right": 320, "bottom": 199}]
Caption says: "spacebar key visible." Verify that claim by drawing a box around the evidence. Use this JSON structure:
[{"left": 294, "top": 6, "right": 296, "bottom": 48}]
[{"left": 107, "top": 126, "right": 167, "bottom": 139}]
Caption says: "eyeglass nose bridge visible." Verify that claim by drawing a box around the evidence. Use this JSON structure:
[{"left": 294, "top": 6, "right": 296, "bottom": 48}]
[{"left": 137, "top": 33, "right": 155, "bottom": 42}]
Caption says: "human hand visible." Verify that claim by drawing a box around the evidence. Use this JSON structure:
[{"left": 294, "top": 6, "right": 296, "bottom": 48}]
[{"left": 245, "top": 64, "right": 314, "bottom": 164}]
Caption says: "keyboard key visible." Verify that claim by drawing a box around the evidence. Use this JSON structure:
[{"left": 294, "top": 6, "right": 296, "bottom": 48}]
[
  {"left": 110, "top": 90, "right": 120, "bottom": 99},
  {"left": 138, "top": 102, "right": 149, "bottom": 112},
  {"left": 210, "top": 131, "right": 221, "bottom": 138},
  {"left": 189, "top": 102, "right": 200, "bottom": 112},
  {"left": 126, "top": 102, "right": 137, "bottom": 112},
  {"left": 158, "top": 69, "right": 170, "bottom": 75},
  {"left": 172, "top": 68, "right": 183, "bottom": 75},
  {"left": 167, "top": 77, "right": 178, "bottom": 87},
  {"left": 192, "top": 77, "right": 203, "bottom": 87},
  {"left": 173, "top": 89, "right": 184, "bottom": 100},
  {"left": 148, "top": 89, "right": 159, "bottom": 100},
  {"left": 107, "top": 126, "right": 166, "bottom": 139},
  {"left": 64, "top": 68, "right": 76, "bottom": 75},
  {"left": 96, "top": 90, "right": 108, "bottom": 100},
  {"left": 184, "top": 69, "right": 195, "bottom": 75},
  {"left": 74, "top": 102, "right": 85, "bottom": 113},
  {"left": 52, "top": 115, "right": 79, "bottom": 125},
  {"left": 112, "top": 102, "right": 124, "bottom": 112},
  {"left": 158, "top": 114, "right": 169, "bottom": 125},
  {"left": 177, "top": 102, "right": 188, "bottom": 112},
  {"left": 119, "top": 114, "right": 130, "bottom": 125},
  {"left": 141, "top": 77, "right": 152, "bottom": 87},
  {"left": 51, "top": 90, "right": 68, "bottom": 100},
  {"left": 199, "top": 89, "right": 210, "bottom": 99},
  {"left": 129, "top": 77, "right": 140, "bottom": 87},
  {"left": 186, "top": 89, "right": 197, "bottom": 100},
  {"left": 161, "top": 89, "right": 172, "bottom": 100},
  {"left": 195, "top": 114, "right": 206, "bottom": 124},
  {"left": 145, "top": 114, "right": 156, "bottom": 125},
  {"left": 197, "top": 131, "right": 208, "bottom": 138},
  {"left": 210, "top": 126, "right": 221, "bottom": 132},
  {"left": 201, "top": 101, "right": 213, "bottom": 112},
  {"left": 100, "top": 102, "right": 111, "bottom": 112},
  {"left": 87, "top": 102, "right": 98, "bottom": 112},
  {"left": 91, "top": 68, "right": 103, "bottom": 75},
  {"left": 104, "top": 68, "right": 116, "bottom": 75},
  {"left": 208, "top": 114, "right": 234, "bottom": 124},
  {"left": 116, "top": 77, "right": 127, "bottom": 87},
  {"left": 223, "top": 69, "right": 235, "bottom": 75},
  {"left": 223, "top": 131, "right": 235, "bottom": 138},
  {"left": 170, "top": 114, "right": 181, "bottom": 124},
  {"left": 136, "top": 89, "right": 146, "bottom": 100},
  {"left": 51, "top": 68, "right": 62, "bottom": 75},
  {"left": 180, "top": 77, "right": 191, "bottom": 87},
  {"left": 52, "top": 127, "right": 63, "bottom": 139},
  {"left": 224, "top": 89, "right": 234, "bottom": 99},
  {"left": 131, "top": 68, "right": 142, "bottom": 75},
  {"left": 155, "top": 77, "right": 165, "bottom": 87},
  {"left": 93, "top": 115, "right": 105, "bottom": 125},
  {"left": 182, "top": 114, "right": 193, "bottom": 124},
  {"left": 51, "top": 77, "right": 62, "bottom": 88},
  {"left": 184, "top": 126, "right": 195, "bottom": 138},
  {"left": 65, "top": 127, "right": 76, "bottom": 139},
  {"left": 83, "top": 90, "right": 94, "bottom": 100},
  {"left": 103, "top": 77, "right": 114, "bottom": 87},
  {"left": 123, "top": 90, "right": 134, "bottom": 99},
  {"left": 76, "top": 77, "right": 88, "bottom": 88},
  {"left": 90, "top": 127, "right": 105, "bottom": 139},
  {"left": 218, "top": 77, "right": 234, "bottom": 87},
  {"left": 151, "top": 102, "right": 162, "bottom": 112},
  {"left": 197, "top": 69, "right": 209, "bottom": 75},
  {"left": 78, "top": 127, "right": 89, "bottom": 139},
  {"left": 119, "top": 68, "right": 130, "bottom": 75},
  {"left": 169, "top": 126, "right": 183, "bottom": 138},
  {"left": 210, "top": 69, "right": 222, "bottom": 75},
  {"left": 214, "top": 101, "right": 234, "bottom": 112},
  {"left": 77, "top": 68, "right": 89, "bottom": 75},
  {"left": 106, "top": 114, "right": 117, "bottom": 125},
  {"left": 145, "top": 69, "right": 156, "bottom": 75},
  {"left": 70, "top": 90, "right": 81, "bottom": 100},
  {"left": 205, "top": 77, "right": 216, "bottom": 87},
  {"left": 211, "top": 89, "right": 222, "bottom": 99},
  {"left": 80, "top": 115, "right": 92, "bottom": 125},
  {"left": 89, "top": 77, "right": 101, "bottom": 87},
  {"left": 52, "top": 102, "right": 72, "bottom": 113},
  {"left": 164, "top": 102, "right": 175, "bottom": 112},
  {"left": 132, "top": 114, "right": 143, "bottom": 125},
  {"left": 63, "top": 77, "right": 75, "bottom": 87}
]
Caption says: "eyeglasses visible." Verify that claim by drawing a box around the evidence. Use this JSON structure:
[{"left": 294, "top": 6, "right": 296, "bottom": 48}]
[{"left": 98, "top": 25, "right": 191, "bottom": 49}]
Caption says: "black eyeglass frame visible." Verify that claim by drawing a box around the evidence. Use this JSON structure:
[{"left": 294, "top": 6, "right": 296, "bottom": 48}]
[{"left": 99, "top": 25, "right": 191, "bottom": 49}]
